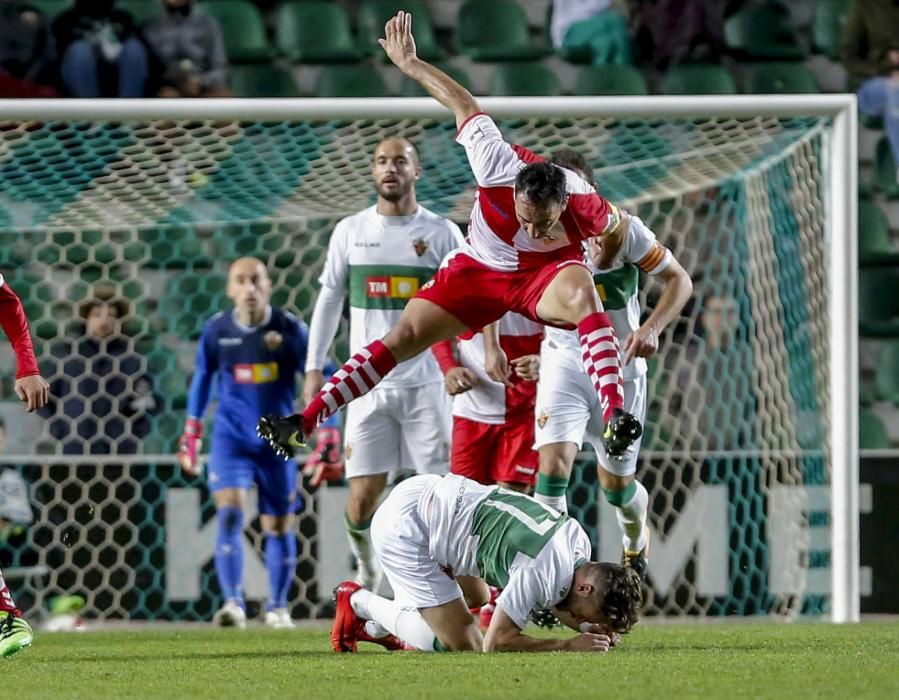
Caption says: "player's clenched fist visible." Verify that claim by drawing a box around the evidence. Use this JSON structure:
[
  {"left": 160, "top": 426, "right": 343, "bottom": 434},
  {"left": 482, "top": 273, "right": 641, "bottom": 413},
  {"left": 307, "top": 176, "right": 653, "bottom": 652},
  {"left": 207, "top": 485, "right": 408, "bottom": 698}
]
[
  {"left": 566, "top": 632, "right": 612, "bottom": 653},
  {"left": 444, "top": 366, "right": 476, "bottom": 396},
  {"left": 15, "top": 374, "right": 49, "bottom": 412},
  {"left": 177, "top": 417, "right": 203, "bottom": 476}
]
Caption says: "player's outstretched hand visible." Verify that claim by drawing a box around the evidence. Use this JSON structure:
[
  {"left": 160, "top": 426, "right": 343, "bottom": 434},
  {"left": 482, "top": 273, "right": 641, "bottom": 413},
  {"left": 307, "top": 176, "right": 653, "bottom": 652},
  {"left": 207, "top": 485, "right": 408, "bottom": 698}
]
[
  {"left": 444, "top": 367, "right": 476, "bottom": 396},
  {"left": 177, "top": 418, "right": 203, "bottom": 477},
  {"left": 15, "top": 374, "right": 49, "bottom": 412},
  {"left": 566, "top": 632, "right": 612, "bottom": 653},
  {"left": 378, "top": 10, "right": 417, "bottom": 72},
  {"left": 511, "top": 354, "right": 540, "bottom": 382},
  {"left": 303, "top": 426, "right": 344, "bottom": 489}
]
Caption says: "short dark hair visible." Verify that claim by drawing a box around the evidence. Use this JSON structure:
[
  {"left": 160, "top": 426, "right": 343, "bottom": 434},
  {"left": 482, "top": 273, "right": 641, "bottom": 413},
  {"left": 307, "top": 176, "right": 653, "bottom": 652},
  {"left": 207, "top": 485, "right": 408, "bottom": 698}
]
[
  {"left": 597, "top": 563, "right": 643, "bottom": 633},
  {"left": 514, "top": 161, "right": 567, "bottom": 208},
  {"left": 550, "top": 148, "right": 594, "bottom": 183}
]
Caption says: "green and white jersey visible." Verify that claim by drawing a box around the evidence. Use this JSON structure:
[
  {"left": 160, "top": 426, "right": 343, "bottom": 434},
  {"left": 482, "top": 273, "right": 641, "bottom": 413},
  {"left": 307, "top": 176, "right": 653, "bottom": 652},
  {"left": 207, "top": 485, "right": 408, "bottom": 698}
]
[
  {"left": 306, "top": 205, "right": 464, "bottom": 388},
  {"left": 542, "top": 214, "right": 671, "bottom": 380},
  {"left": 423, "top": 473, "right": 592, "bottom": 630}
]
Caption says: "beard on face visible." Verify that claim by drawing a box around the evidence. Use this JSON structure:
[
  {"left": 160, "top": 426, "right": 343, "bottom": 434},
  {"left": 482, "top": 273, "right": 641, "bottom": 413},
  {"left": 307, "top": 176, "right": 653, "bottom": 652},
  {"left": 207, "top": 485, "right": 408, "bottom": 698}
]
[{"left": 376, "top": 179, "right": 411, "bottom": 202}]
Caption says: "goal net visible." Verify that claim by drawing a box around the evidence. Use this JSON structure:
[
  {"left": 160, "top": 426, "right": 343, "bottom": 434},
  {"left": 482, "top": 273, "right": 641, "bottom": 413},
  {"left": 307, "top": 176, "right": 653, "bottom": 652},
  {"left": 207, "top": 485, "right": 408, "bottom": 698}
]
[{"left": 0, "top": 97, "right": 856, "bottom": 623}]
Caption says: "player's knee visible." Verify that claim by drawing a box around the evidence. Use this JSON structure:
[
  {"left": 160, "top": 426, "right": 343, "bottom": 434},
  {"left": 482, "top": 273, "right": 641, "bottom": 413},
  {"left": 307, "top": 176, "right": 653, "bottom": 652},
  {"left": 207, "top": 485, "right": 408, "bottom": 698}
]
[
  {"left": 439, "top": 626, "right": 482, "bottom": 652},
  {"left": 217, "top": 506, "right": 244, "bottom": 532},
  {"left": 539, "top": 449, "right": 572, "bottom": 479}
]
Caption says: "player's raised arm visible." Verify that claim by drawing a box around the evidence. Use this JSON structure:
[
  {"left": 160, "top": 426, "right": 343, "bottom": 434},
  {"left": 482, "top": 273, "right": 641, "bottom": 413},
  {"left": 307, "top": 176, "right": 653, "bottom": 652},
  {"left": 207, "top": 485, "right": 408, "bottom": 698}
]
[{"left": 379, "top": 11, "right": 480, "bottom": 129}]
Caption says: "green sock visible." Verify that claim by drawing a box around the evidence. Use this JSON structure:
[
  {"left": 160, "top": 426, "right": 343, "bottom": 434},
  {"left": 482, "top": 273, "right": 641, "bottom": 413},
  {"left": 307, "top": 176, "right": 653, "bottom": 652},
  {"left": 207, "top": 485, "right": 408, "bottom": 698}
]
[{"left": 534, "top": 474, "right": 569, "bottom": 514}]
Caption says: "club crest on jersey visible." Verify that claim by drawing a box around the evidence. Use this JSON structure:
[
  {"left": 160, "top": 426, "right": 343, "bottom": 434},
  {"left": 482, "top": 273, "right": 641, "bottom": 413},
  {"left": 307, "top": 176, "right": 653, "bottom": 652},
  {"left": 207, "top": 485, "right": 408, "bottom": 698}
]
[
  {"left": 537, "top": 410, "right": 550, "bottom": 428},
  {"left": 344, "top": 443, "right": 353, "bottom": 459},
  {"left": 413, "top": 238, "right": 428, "bottom": 257},
  {"left": 264, "top": 331, "right": 283, "bottom": 350}
]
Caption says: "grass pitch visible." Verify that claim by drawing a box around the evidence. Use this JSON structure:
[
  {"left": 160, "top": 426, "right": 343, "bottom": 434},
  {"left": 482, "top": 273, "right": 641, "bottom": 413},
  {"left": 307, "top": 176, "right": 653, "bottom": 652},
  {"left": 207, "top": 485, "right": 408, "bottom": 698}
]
[{"left": 6, "top": 621, "right": 898, "bottom": 700}]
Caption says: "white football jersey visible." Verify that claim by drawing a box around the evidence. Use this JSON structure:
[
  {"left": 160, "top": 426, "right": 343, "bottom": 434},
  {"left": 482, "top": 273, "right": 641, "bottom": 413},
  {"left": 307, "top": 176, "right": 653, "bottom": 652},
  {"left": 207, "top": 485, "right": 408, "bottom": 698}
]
[
  {"left": 453, "top": 312, "right": 544, "bottom": 424},
  {"left": 421, "top": 473, "right": 592, "bottom": 630},
  {"left": 307, "top": 205, "right": 464, "bottom": 387},
  {"left": 542, "top": 215, "right": 671, "bottom": 380},
  {"left": 455, "top": 113, "right": 621, "bottom": 272}
]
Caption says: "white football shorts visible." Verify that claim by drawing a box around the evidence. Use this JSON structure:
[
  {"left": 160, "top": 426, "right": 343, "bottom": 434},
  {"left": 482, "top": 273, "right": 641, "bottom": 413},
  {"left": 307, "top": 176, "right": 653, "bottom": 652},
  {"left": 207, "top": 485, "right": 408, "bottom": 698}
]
[
  {"left": 371, "top": 474, "right": 462, "bottom": 609},
  {"left": 534, "top": 362, "right": 647, "bottom": 477},
  {"left": 344, "top": 382, "right": 451, "bottom": 479}
]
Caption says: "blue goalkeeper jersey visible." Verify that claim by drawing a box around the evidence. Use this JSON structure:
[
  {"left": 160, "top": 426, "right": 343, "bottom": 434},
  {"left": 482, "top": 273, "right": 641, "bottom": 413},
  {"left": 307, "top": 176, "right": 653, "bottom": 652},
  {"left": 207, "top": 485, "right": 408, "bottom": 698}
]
[{"left": 187, "top": 305, "right": 314, "bottom": 453}]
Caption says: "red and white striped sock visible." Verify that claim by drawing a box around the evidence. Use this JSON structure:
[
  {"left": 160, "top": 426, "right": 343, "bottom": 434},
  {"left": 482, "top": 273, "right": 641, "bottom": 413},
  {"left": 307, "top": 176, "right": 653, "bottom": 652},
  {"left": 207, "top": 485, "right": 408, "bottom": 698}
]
[
  {"left": 301, "top": 339, "right": 397, "bottom": 435},
  {"left": 0, "top": 568, "right": 22, "bottom": 617},
  {"left": 578, "top": 312, "right": 624, "bottom": 422}
]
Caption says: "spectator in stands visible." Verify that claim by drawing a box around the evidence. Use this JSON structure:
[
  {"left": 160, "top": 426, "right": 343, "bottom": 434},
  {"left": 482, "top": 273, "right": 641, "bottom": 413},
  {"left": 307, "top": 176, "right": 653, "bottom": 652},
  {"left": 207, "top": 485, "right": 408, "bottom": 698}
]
[
  {"left": 670, "top": 292, "right": 755, "bottom": 451},
  {"left": 39, "top": 292, "right": 158, "bottom": 455},
  {"left": 53, "top": 0, "right": 147, "bottom": 97},
  {"left": 630, "top": 0, "right": 742, "bottom": 70},
  {"left": 550, "top": 0, "right": 632, "bottom": 65},
  {"left": 143, "top": 0, "right": 232, "bottom": 98},
  {"left": 843, "top": 0, "right": 899, "bottom": 180},
  {"left": 0, "top": 0, "right": 57, "bottom": 97}
]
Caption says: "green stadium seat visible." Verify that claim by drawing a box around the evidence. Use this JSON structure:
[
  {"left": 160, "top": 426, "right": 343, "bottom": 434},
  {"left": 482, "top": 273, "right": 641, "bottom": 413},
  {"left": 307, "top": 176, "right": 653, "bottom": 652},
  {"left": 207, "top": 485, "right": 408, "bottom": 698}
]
[
  {"left": 400, "top": 64, "right": 472, "bottom": 96},
  {"left": 357, "top": 1, "right": 445, "bottom": 61},
  {"left": 858, "top": 199, "right": 899, "bottom": 265},
  {"left": 275, "top": 1, "right": 359, "bottom": 63},
  {"left": 859, "top": 409, "right": 891, "bottom": 448},
  {"left": 488, "top": 63, "right": 562, "bottom": 97},
  {"left": 28, "top": 0, "right": 71, "bottom": 20},
  {"left": 314, "top": 65, "right": 390, "bottom": 97},
  {"left": 660, "top": 64, "right": 737, "bottom": 95},
  {"left": 742, "top": 63, "right": 819, "bottom": 94},
  {"left": 813, "top": 0, "right": 850, "bottom": 60},
  {"left": 724, "top": 1, "right": 806, "bottom": 60},
  {"left": 874, "top": 136, "right": 899, "bottom": 198},
  {"left": 454, "top": 0, "right": 549, "bottom": 62},
  {"left": 859, "top": 268, "right": 899, "bottom": 337},
  {"left": 196, "top": 0, "right": 273, "bottom": 63},
  {"left": 117, "top": 0, "right": 162, "bottom": 26},
  {"left": 574, "top": 64, "right": 648, "bottom": 95},
  {"left": 875, "top": 341, "right": 899, "bottom": 405},
  {"left": 228, "top": 63, "right": 300, "bottom": 98}
]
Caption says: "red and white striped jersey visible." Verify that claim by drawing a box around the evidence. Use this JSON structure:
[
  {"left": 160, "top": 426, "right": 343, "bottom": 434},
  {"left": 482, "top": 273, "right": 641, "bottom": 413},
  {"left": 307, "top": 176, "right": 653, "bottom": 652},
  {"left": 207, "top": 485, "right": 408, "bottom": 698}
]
[
  {"left": 453, "top": 312, "right": 544, "bottom": 425},
  {"left": 455, "top": 113, "right": 621, "bottom": 272}
]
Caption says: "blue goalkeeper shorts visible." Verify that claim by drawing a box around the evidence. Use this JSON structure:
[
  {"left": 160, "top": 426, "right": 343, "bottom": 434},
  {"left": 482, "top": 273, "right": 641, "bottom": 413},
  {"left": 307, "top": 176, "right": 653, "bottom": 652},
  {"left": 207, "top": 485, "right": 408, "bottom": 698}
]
[{"left": 207, "top": 443, "right": 301, "bottom": 516}]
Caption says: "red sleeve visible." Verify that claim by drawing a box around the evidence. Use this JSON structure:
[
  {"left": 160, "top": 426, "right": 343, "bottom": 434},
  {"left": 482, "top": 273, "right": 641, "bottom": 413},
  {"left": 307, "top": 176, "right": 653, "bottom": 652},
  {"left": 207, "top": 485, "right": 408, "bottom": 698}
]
[
  {"left": 562, "top": 193, "right": 621, "bottom": 241},
  {"left": 0, "top": 280, "right": 40, "bottom": 379},
  {"left": 430, "top": 339, "right": 460, "bottom": 375}
]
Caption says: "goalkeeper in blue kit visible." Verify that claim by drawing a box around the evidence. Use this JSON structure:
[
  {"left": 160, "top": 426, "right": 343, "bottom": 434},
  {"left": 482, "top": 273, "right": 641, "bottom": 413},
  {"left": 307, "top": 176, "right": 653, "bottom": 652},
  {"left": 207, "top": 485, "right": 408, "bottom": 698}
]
[{"left": 177, "top": 257, "right": 340, "bottom": 629}]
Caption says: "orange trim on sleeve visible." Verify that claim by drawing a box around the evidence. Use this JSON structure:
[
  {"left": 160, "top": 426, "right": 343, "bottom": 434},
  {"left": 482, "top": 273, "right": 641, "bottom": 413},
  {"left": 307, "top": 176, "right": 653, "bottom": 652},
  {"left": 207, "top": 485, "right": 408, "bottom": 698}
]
[{"left": 636, "top": 244, "right": 666, "bottom": 272}]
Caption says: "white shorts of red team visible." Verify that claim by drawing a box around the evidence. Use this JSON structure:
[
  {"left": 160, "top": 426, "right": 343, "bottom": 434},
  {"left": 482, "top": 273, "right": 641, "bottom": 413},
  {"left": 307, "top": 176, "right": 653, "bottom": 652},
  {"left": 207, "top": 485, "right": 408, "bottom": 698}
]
[
  {"left": 534, "top": 361, "right": 647, "bottom": 477},
  {"left": 344, "top": 382, "right": 452, "bottom": 479},
  {"left": 371, "top": 474, "right": 462, "bottom": 609}
]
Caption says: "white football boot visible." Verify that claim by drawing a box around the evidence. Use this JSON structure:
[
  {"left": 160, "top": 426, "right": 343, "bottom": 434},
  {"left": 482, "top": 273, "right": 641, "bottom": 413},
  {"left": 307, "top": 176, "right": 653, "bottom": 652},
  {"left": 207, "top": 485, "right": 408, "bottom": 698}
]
[
  {"left": 212, "top": 600, "right": 247, "bottom": 629},
  {"left": 264, "top": 608, "right": 296, "bottom": 629}
]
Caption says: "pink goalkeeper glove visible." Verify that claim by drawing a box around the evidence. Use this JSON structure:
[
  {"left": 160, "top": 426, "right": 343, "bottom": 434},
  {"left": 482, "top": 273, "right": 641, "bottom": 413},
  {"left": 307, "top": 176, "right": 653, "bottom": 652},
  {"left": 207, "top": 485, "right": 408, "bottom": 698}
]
[
  {"left": 177, "top": 418, "right": 203, "bottom": 476},
  {"left": 302, "top": 426, "right": 344, "bottom": 488}
]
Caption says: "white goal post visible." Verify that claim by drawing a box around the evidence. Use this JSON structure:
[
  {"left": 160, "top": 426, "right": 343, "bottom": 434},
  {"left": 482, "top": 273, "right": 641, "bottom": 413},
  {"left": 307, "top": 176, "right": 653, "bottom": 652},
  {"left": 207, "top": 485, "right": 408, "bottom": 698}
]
[{"left": 0, "top": 96, "right": 857, "bottom": 623}]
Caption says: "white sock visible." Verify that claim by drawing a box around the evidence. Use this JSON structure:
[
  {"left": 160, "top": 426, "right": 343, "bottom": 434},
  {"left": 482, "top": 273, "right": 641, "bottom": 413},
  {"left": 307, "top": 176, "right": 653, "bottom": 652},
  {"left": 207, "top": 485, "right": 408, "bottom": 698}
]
[
  {"left": 345, "top": 518, "right": 379, "bottom": 586},
  {"left": 533, "top": 492, "right": 568, "bottom": 514},
  {"left": 350, "top": 589, "right": 439, "bottom": 652},
  {"left": 615, "top": 480, "right": 649, "bottom": 552},
  {"left": 364, "top": 620, "right": 389, "bottom": 639}
]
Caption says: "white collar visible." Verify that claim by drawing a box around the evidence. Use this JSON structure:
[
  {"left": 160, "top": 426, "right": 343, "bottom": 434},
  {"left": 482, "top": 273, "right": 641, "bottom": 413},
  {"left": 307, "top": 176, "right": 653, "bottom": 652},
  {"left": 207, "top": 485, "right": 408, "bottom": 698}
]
[{"left": 231, "top": 305, "right": 272, "bottom": 333}]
